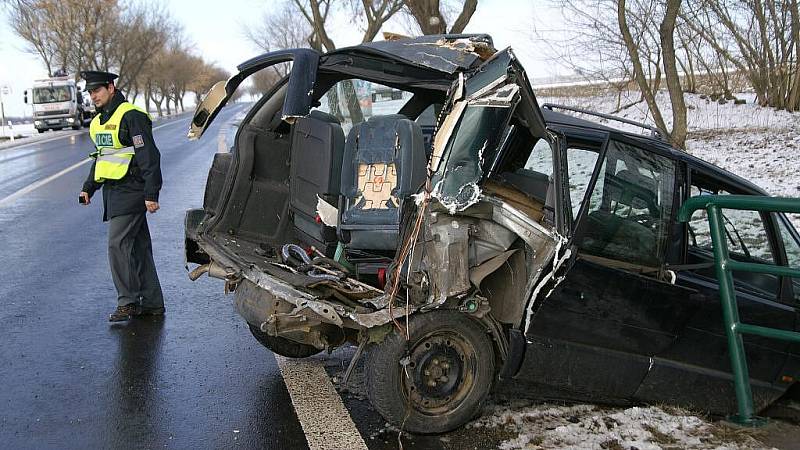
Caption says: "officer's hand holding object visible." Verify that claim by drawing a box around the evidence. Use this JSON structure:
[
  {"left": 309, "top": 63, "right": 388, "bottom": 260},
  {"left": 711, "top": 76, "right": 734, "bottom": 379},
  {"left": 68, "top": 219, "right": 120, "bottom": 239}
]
[
  {"left": 79, "top": 192, "right": 90, "bottom": 205},
  {"left": 145, "top": 200, "right": 159, "bottom": 213}
]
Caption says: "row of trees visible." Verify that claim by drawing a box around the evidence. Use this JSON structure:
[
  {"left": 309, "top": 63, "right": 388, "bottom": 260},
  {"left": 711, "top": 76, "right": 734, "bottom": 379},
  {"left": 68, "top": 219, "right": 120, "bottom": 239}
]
[
  {"left": 244, "top": 0, "right": 478, "bottom": 98},
  {"left": 547, "top": 0, "right": 800, "bottom": 148},
  {"left": 6, "top": 0, "right": 228, "bottom": 116}
]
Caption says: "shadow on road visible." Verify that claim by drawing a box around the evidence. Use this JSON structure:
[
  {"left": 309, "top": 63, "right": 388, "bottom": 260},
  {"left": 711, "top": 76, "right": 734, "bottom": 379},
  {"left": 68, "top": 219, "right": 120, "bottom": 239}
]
[{"left": 107, "top": 317, "right": 166, "bottom": 444}]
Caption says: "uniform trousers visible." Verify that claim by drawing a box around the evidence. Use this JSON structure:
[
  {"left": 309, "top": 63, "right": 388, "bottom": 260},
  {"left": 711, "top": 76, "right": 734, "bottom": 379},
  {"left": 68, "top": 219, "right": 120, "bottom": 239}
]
[{"left": 108, "top": 212, "right": 164, "bottom": 308}]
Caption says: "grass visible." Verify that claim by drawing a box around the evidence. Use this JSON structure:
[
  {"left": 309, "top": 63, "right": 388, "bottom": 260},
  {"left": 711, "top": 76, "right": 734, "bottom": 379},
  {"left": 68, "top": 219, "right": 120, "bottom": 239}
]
[{"left": 643, "top": 423, "right": 678, "bottom": 446}]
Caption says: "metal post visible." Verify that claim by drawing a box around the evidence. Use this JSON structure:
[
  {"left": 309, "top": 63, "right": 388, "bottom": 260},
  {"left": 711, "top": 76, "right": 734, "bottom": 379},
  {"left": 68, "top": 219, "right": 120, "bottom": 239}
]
[
  {"left": 677, "top": 195, "right": 800, "bottom": 427},
  {"left": 706, "top": 205, "right": 765, "bottom": 426},
  {"left": 0, "top": 90, "right": 6, "bottom": 139}
]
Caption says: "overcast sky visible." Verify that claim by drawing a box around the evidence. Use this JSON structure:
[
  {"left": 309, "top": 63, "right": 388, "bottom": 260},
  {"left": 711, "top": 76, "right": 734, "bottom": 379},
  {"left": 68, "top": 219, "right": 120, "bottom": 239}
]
[{"left": 0, "top": 0, "right": 566, "bottom": 118}]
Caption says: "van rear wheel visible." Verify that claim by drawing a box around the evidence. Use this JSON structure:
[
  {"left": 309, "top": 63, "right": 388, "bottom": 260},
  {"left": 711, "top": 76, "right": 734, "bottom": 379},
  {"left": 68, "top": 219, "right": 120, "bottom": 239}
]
[
  {"left": 364, "top": 310, "right": 495, "bottom": 434},
  {"left": 248, "top": 324, "right": 321, "bottom": 358}
]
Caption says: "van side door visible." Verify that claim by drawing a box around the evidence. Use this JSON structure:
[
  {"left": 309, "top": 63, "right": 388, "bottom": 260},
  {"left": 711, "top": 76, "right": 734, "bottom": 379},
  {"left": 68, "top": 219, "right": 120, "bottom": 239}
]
[{"left": 523, "top": 135, "right": 696, "bottom": 403}]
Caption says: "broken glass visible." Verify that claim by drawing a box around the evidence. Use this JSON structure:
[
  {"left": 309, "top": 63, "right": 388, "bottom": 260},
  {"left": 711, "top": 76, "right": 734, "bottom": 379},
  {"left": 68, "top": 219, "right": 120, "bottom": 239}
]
[{"left": 432, "top": 104, "right": 511, "bottom": 211}]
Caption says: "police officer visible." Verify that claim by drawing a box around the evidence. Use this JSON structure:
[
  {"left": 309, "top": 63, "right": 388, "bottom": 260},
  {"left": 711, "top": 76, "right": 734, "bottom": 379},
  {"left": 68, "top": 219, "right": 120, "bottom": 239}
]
[{"left": 78, "top": 71, "right": 165, "bottom": 322}]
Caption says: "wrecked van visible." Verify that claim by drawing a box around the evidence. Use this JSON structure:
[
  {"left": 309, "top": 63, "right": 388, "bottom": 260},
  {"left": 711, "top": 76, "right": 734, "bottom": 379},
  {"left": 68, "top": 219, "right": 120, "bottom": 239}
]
[{"left": 185, "top": 35, "right": 799, "bottom": 433}]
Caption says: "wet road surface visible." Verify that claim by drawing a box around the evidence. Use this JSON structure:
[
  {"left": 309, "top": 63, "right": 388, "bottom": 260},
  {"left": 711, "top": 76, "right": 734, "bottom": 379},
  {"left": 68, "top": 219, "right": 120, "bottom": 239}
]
[
  {"left": 0, "top": 105, "right": 505, "bottom": 450},
  {"left": 0, "top": 106, "right": 309, "bottom": 450}
]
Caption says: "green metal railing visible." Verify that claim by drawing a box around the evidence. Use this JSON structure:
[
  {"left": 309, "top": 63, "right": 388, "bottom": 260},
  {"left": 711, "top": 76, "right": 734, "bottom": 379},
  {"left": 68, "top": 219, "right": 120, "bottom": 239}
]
[{"left": 677, "top": 195, "right": 800, "bottom": 426}]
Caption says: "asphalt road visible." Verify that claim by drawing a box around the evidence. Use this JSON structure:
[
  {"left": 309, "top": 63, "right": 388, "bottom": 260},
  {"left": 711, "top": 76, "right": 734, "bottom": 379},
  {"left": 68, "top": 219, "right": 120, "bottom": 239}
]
[
  {"left": 0, "top": 105, "right": 315, "bottom": 450},
  {"left": 0, "top": 105, "right": 498, "bottom": 450}
]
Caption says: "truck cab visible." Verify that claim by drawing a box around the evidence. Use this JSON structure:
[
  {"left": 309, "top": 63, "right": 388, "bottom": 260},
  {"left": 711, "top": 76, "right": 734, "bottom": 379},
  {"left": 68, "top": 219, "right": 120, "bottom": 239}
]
[{"left": 25, "top": 76, "right": 92, "bottom": 133}]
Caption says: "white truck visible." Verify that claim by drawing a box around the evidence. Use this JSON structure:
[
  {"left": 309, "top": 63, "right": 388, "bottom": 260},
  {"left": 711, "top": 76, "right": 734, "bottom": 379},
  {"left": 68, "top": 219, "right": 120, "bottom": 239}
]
[{"left": 24, "top": 76, "right": 93, "bottom": 133}]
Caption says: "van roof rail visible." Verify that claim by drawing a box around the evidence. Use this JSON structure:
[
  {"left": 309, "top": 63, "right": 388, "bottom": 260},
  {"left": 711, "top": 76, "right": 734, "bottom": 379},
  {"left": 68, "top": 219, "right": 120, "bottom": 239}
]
[{"left": 542, "top": 103, "right": 665, "bottom": 141}]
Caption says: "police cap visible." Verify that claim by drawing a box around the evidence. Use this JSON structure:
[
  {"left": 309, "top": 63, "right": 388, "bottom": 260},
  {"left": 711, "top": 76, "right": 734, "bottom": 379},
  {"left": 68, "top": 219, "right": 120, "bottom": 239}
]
[{"left": 80, "top": 70, "right": 118, "bottom": 91}]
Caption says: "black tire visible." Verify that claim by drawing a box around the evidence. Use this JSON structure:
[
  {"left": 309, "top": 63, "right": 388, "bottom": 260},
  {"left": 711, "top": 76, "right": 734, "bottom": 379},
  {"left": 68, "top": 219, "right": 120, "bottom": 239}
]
[
  {"left": 248, "top": 324, "right": 321, "bottom": 358},
  {"left": 364, "top": 310, "right": 495, "bottom": 434},
  {"left": 37, "top": 129, "right": 46, "bottom": 134}
]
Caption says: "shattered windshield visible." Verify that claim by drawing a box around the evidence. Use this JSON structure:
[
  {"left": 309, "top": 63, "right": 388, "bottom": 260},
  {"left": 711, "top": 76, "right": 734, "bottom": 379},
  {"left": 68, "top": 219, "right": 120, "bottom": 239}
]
[
  {"left": 431, "top": 50, "right": 519, "bottom": 212},
  {"left": 431, "top": 105, "right": 510, "bottom": 208}
]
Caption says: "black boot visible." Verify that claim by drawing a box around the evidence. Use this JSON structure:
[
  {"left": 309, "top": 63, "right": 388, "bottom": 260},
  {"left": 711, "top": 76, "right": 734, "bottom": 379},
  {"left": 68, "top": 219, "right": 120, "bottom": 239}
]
[{"left": 109, "top": 304, "right": 138, "bottom": 322}]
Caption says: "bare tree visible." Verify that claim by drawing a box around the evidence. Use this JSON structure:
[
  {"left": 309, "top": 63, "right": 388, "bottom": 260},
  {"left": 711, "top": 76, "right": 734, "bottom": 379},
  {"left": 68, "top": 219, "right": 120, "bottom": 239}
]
[
  {"left": 403, "top": 0, "right": 478, "bottom": 34},
  {"left": 618, "top": 0, "right": 687, "bottom": 148},
  {"left": 659, "top": 0, "right": 687, "bottom": 147},
  {"left": 537, "top": 0, "right": 637, "bottom": 106},
  {"left": 7, "top": 0, "right": 172, "bottom": 93},
  {"left": 187, "top": 63, "right": 229, "bottom": 104},
  {"left": 243, "top": 2, "right": 312, "bottom": 78},
  {"left": 248, "top": 69, "right": 283, "bottom": 97},
  {"left": 682, "top": 0, "right": 800, "bottom": 110}
]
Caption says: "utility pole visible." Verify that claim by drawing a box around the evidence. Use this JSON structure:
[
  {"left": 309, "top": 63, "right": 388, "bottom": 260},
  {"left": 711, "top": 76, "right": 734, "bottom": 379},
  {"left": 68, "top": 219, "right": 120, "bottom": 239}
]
[{"left": 0, "top": 85, "right": 8, "bottom": 138}]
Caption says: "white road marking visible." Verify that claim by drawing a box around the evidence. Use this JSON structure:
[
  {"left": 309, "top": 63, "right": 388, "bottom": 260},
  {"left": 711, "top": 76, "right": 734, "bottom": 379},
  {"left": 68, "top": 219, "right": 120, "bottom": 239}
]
[
  {"left": 152, "top": 118, "right": 187, "bottom": 131},
  {"left": 0, "top": 115, "right": 185, "bottom": 153},
  {"left": 0, "top": 130, "right": 82, "bottom": 152},
  {"left": 0, "top": 158, "right": 92, "bottom": 207},
  {"left": 0, "top": 116, "right": 190, "bottom": 208},
  {"left": 275, "top": 356, "right": 368, "bottom": 450}
]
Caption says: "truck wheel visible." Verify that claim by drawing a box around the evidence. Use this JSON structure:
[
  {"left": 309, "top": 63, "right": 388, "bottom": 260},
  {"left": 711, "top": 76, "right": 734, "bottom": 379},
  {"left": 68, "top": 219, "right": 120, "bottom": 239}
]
[
  {"left": 71, "top": 117, "right": 82, "bottom": 130},
  {"left": 248, "top": 324, "right": 321, "bottom": 358},
  {"left": 364, "top": 310, "right": 495, "bottom": 434},
  {"left": 38, "top": 129, "right": 45, "bottom": 134}
]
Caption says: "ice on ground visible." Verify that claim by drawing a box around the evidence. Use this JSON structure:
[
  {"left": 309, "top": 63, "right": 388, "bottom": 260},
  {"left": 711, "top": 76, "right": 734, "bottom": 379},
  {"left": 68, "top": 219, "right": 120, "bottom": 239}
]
[{"left": 471, "top": 401, "right": 772, "bottom": 450}]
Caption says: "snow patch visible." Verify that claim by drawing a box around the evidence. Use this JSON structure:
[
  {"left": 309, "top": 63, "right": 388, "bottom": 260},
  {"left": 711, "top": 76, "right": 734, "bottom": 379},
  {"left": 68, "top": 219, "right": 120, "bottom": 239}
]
[{"left": 471, "top": 402, "right": 770, "bottom": 450}]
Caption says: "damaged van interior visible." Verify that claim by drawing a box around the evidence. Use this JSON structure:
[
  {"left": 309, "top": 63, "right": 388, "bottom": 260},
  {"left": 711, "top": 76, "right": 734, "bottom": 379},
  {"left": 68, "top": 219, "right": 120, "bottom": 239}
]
[{"left": 185, "top": 35, "right": 799, "bottom": 433}]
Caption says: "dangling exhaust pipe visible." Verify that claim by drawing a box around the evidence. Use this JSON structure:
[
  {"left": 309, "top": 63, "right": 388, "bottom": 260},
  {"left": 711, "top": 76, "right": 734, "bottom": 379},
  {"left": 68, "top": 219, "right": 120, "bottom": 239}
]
[{"left": 188, "top": 261, "right": 233, "bottom": 281}]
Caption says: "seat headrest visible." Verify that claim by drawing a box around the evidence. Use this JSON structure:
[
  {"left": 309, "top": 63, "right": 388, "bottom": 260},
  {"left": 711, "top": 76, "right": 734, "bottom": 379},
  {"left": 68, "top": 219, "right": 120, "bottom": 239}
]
[
  {"left": 308, "top": 110, "right": 342, "bottom": 125},
  {"left": 615, "top": 169, "right": 657, "bottom": 194}
]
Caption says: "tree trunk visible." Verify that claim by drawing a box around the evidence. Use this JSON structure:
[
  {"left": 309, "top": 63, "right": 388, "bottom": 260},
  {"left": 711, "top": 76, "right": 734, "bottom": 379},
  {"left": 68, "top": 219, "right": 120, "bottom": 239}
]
[
  {"left": 660, "top": 0, "right": 687, "bottom": 149},
  {"left": 144, "top": 90, "right": 151, "bottom": 115},
  {"left": 618, "top": 0, "right": 670, "bottom": 138}
]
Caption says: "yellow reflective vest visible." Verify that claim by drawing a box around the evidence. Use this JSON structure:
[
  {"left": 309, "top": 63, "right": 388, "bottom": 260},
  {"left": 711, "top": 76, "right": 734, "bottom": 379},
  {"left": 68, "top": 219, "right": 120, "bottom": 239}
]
[{"left": 89, "top": 102, "right": 150, "bottom": 182}]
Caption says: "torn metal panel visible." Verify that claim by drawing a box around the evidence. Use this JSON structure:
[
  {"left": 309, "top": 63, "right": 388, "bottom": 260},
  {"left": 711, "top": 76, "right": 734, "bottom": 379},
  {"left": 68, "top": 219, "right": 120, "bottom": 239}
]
[
  {"left": 468, "top": 219, "right": 518, "bottom": 266},
  {"left": 424, "top": 214, "right": 472, "bottom": 300},
  {"left": 356, "top": 34, "right": 496, "bottom": 74},
  {"left": 469, "top": 84, "right": 520, "bottom": 107},
  {"left": 524, "top": 239, "right": 572, "bottom": 335},
  {"left": 482, "top": 196, "right": 557, "bottom": 250},
  {"left": 469, "top": 249, "right": 517, "bottom": 287},
  {"left": 429, "top": 99, "right": 466, "bottom": 173},
  {"left": 463, "top": 49, "right": 515, "bottom": 99},
  {"left": 349, "top": 305, "right": 417, "bottom": 328},
  {"left": 480, "top": 249, "right": 528, "bottom": 325},
  {"left": 316, "top": 195, "right": 338, "bottom": 227}
]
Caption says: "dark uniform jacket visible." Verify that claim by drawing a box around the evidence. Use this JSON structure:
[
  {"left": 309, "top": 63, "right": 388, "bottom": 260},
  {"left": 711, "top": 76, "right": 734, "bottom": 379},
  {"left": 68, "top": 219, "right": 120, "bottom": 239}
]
[{"left": 82, "top": 92, "right": 162, "bottom": 221}]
